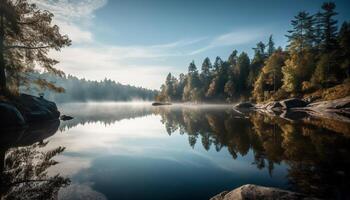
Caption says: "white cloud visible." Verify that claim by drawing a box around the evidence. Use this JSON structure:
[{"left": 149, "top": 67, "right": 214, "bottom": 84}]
[
  {"left": 51, "top": 48, "right": 180, "bottom": 89},
  {"left": 30, "top": 0, "right": 107, "bottom": 22},
  {"left": 48, "top": 42, "right": 193, "bottom": 89},
  {"left": 30, "top": 0, "right": 265, "bottom": 90},
  {"left": 30, "top": 0, "right": 106, "bottom": 44},
  {"left": 190, "top": 28, "right": 266, "bottom": 55}
]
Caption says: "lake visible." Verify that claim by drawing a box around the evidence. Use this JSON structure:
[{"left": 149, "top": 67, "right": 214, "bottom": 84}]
[{"left": 1, "top": 102, "right": 349, "bottom": 200}]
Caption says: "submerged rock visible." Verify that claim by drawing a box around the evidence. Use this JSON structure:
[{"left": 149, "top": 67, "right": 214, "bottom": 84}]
[
  {"left": 280, "top": 98, "right": 308, "bottom": 110},
  {"left": 210, "top": 184, "right": 318, "bottom": 200}
]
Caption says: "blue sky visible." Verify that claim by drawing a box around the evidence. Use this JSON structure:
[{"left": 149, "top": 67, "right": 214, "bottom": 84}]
[{"left": 33, "top": 0, "right": 350, "bottom": 89}]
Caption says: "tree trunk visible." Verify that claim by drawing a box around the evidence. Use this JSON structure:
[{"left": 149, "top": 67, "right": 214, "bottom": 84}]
[{"left": 0, "top": 14, "right": 6, "bottom": 95}]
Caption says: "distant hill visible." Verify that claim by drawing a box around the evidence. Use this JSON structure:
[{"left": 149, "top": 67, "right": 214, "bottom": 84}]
[{"left": 22, "top": 73, "right": 158, "bottom": 102}]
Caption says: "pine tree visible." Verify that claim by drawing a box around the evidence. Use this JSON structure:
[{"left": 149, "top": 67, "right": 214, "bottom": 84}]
[
  {"left": 320, "top": 2, "right": 338, "bottom": 52},
  {"left": 200, "top": 57, "right": 212, "bottom": 98},
  {"left": 338, "top": 22, "right": 350, "bottom": 78},
  {"left": 248, "top": 42, "right": 266, "bottom": 90},
  {"left": 286, "top": 11, "right": 315, "bottom": 52},
  {"left": 0, "top": 0, "right": 71, "bottom": 95},
  {"left": 267, "top": 35, "right": 276, "bottom": 56},
  {"left": 184, "top": 61, "right": 201, "bottom": 101}
]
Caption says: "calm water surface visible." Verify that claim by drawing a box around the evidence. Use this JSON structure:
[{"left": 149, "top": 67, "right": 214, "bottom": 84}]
[{"left": 1, "top": 103, "right": 349, "bottom": 200}]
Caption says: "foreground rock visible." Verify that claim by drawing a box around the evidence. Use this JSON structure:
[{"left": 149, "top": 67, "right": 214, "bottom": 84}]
[
  {"left": 210, "top": 184, "right": 318, "bottom": 200},
  {"left": 152, "top": 102, "right": 172, "bottom": 106},
  {"left": 0, "top": 94, "right": 60, "bottom": 128}
]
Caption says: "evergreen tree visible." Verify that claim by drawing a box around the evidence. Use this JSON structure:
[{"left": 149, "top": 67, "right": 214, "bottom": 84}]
[
  {"left": 206, "top": 57, "right": 224, "bottom": 99},
  {"left": 313, "top": 11, "right": 323, "bottom": 49},
  {"left": 236, "top": 52, "right": 250, "bottom": 92},
  {"left": 248, "top": 42, "right": 266, "bottom": 90},
  {"left": 267, "top": 35, "right": 276, "bottom": 56},
  {"left": 184, "top": 61, "right": 201, "bottom": 101},
  {"left": 338, "top": 22, "right": 350, "bottom": 78},
  {"left": 0, "top": 0, "right": 71, "bottom": 95},
  {"left": 286, "top": 11, "right": 315, "bottom": 52},
  {"left": 200, "top": 57, "right": 212, "bottom": 98},
  {"left": 320, "top": 2, "right": 338, "bottom": 52}
]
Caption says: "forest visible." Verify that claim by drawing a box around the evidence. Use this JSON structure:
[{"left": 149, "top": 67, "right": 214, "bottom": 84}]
[
  {"left": 156, "top": 2, "right": 350, "bottom": 103},
  {"left": 24, "top": 73, "right": 157, "bottom": 102}
]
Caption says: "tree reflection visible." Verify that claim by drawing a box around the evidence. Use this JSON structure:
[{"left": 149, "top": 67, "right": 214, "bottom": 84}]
[
  {"left": 0, "top": 120, "right": 69, "bottom": 199},
  {"left": 155, "top": 106, "right": 350, "bottom": 199}
]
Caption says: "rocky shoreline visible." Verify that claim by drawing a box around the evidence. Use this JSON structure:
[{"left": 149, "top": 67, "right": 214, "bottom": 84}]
[
  {"left": 0, "top": 94, "right": 61, "bottom": 128},
  {"left": 234, "top": 96, "right": 350, "bottom": 123}
]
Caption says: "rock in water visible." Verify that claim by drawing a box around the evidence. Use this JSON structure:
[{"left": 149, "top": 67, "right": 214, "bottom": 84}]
[
  {"left": 210, "top": 184, "right": 318, "bottom": 200},
  {"left": 60, "top": 115, "right": 74, "bottom": 121},
  {"left": 280, "top": 98, "right": 308, "bottom": 109},
  {"left": 152, "top": 102, "right": 172, "bottom": 106},
  {"left": 234, "top": 102, "right": 255, "bottom": 109},
  {"left": 0, "top": 103, "right": 26, "bottom": 127}
]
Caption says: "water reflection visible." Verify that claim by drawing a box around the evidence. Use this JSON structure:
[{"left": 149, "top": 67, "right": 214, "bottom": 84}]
[
  {"left": 155, "top": 106, "right": 350, "bottom": 199},
  {"left": 0, "top": 120, "right": 69, "bottom": 199},
  {"left": 58, "top": 103, "right": 154, "bottom": 131},
  {"left": 2, "top": 103, "right": 349, "bottom": 200}
]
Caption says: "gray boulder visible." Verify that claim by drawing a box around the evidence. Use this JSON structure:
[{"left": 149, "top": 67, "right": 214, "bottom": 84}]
[
  {"left": 210, "top": 184, "right": 318, "bottom": 200},
  {"left": 280, "top": 98, "right": 308, "bottom": 109},
  {"left": 0, "top": 103, "right": 26, "bottom": 127}
]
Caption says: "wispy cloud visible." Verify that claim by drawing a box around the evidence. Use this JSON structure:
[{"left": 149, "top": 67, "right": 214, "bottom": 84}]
[
  {"left": 190, "top": 28, "right": 266, "bottom": 55},
  {"left": 31, "top": 0, "right": 265, "bottom": 89},
  {"left": 30, "top": 0, "right": 107, "bottom": 44}
]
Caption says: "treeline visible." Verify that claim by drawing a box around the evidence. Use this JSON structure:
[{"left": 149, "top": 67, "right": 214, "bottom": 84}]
[
  {"left": 23, "top": 73, "right": 157, "bottom": 102},
  {"left": 157, "top": 2, "right": 350, "bottom": 103}
]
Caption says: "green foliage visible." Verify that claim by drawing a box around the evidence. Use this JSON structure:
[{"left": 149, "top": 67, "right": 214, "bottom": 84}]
[
  {"left": 286, "top": 11, "right": 315, "bottom": 52},
  {"left": 320, "top": 2, "right": 338, "bottom": 52},
  {"left": 0, "top": 0, "right": 71, "bottom": 95},
  {"left": 338, "top": 22, "right": 350, "bottom": 78},
  {"left": 158, "top": 1, "right": 348, "bottom": 103},
  {"left": 253, "top": 49, "right": 287, "bottom": 101},
  {"left": 282, "top": 50, "right": 315, "bottom": 93}
]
